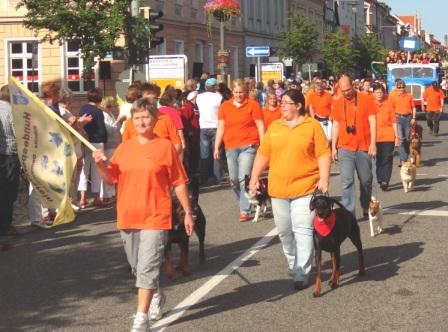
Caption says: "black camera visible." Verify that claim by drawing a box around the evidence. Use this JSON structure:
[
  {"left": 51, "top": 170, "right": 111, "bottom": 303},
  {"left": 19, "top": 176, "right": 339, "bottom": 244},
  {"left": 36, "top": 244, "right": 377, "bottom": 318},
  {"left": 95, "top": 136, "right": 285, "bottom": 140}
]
[{"left": 346, "top": 126, "right": 356, "bottom": 134}]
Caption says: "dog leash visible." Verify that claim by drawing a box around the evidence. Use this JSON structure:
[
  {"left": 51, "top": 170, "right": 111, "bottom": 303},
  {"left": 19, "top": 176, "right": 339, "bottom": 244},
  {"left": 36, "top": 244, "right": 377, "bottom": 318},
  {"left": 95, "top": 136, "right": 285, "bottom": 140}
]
[{"left": 371, "top": 156, "right": 380, "bottom": 200}]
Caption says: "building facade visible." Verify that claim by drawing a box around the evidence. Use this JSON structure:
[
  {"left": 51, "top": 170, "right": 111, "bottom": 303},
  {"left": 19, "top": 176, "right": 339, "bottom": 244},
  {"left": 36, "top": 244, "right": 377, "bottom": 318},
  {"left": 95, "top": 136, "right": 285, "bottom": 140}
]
[
  {"left": 364, "top": 0, "right": 399, "bottom": 50},
  {"left": 336, "top": 0, "right": 365, "bottom": 37}
]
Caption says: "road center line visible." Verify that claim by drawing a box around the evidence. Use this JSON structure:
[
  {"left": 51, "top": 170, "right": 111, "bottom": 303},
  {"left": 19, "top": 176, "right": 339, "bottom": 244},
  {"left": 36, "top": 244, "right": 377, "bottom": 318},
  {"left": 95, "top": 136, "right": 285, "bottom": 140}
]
[
  {"left": 151, "top": 227, "right": 279, "bottom": 331},
  {"left": 383, "top": 208, "right": 448, "bottom": 217}
]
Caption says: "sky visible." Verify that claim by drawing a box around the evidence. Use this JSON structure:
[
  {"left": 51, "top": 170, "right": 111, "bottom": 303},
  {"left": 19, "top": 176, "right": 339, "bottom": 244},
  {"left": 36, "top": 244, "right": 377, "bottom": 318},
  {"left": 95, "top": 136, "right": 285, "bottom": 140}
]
[{"left": 384, "top": 0, "right": 446, "bottom": 42}]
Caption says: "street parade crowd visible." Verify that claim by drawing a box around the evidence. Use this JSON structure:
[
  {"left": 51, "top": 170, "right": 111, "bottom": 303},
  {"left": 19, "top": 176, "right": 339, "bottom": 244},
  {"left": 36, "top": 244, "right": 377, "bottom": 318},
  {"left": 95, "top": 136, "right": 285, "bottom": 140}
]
[{"left": 0, "top": 54, "right": 446, "bottom": 330}]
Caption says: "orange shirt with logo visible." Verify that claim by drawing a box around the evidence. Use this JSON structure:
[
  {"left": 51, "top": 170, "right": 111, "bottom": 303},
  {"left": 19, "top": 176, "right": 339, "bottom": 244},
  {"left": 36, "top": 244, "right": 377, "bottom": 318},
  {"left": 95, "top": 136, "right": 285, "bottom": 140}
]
[
  {"left": 389, "top": 92, "right": 415, "bottom": 115},
  {"left": 307, "top": 90, "right": 333, "bottom": 118},
  {"left": 262, "top": 106, "right": 281, "bottom": 130},
  {"left": 218, "top": 98, "right": 263, "bottom": 149},
  {"left": 257, "top": 116, "right": 330, "bottom": 199},
  {"left": 108, "top": 137, "right": 188, "bottom": 230},
  {"left": 423, "top": 87, "right": 444, "bottom": 112},
  {"left": 374, "top": 98, "right": 396, "bottom": 142},
  {"left": 332, "top": 92, "right": 376, "bottom": 152},
  {"left": 122, "top": 114, "right": 181, "bottom": 145}
]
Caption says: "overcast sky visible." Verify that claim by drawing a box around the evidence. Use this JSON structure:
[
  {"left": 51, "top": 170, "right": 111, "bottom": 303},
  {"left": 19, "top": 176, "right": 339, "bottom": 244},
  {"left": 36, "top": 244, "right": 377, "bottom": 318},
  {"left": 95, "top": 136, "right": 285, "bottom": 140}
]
[{"left": 384, "top": 0, "right": 446, "bottom": 41}]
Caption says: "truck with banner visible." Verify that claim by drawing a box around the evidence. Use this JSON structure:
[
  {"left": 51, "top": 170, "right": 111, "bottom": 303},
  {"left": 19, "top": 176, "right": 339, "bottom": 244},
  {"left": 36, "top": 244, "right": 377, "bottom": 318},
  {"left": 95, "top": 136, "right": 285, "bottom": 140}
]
[{"left": 386, "top": 63, "right": 441, "bottom": 113}]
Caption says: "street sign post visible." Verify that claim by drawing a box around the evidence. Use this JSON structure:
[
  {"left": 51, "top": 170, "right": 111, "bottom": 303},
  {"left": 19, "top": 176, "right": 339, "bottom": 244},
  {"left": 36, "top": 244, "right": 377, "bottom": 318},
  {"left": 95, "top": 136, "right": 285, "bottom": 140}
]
[
  {"left": 246, "top": 46, "right": 271, "bottom": 82},
  {"left": 245, "top": 46, "right": 270, "bottom": 58},
  {"left": 301, "top": 63, "right": 318, "bottom": 81}
]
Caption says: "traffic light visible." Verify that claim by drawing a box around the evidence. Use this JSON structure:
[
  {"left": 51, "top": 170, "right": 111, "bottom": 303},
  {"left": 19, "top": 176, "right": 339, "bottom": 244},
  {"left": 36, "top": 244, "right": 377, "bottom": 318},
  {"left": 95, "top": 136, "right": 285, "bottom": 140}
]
[{"left": 148, "top": 9, "right": 164, "bottom": 49}]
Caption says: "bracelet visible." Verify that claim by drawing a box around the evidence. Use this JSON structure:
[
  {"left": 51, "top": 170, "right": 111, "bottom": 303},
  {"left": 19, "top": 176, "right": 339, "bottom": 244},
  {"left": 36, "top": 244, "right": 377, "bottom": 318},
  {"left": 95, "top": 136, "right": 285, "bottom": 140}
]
[{"left": 185, "top": 211, "right": 195, "bottom": 216}]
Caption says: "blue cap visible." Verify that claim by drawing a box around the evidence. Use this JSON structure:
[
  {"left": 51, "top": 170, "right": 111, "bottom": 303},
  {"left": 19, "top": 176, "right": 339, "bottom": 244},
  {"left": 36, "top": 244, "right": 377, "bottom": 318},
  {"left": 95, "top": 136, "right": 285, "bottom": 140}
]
[{"left": 205, "top": 78, "right": 217, "bottom": 86}]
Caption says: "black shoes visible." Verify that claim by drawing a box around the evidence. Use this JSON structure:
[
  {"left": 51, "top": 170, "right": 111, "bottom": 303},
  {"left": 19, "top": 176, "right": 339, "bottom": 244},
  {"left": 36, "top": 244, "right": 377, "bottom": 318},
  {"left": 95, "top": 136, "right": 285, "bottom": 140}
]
[
  {"left": 379, "top": 182, "right": 389, "bottom": 191},
  {"left": 293, "top": 281, "right": 308, "bottom": 291}
]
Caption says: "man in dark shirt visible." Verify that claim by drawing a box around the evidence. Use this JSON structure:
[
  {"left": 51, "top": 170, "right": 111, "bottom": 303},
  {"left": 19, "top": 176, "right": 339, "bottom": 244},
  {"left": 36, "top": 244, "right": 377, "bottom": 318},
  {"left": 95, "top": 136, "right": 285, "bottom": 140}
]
[{"left": 78, "top": 88, "right": 107, "bottom": 208}]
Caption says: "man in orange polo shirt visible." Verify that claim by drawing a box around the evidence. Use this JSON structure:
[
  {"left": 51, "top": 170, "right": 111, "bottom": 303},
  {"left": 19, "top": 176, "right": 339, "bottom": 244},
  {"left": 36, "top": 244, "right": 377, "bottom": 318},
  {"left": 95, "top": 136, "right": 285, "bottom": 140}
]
[
  {"left": 331, "top": 76, "right": 377, "bottom": 216},
  {"left": 308, "top": 78, "right": 333, "bottom": 140},
  {"left": 423, "top": 81, "right": 445, "bottom": 136},
  {"left": 388, "top": 79, "right": 416, "bottom": 164}
]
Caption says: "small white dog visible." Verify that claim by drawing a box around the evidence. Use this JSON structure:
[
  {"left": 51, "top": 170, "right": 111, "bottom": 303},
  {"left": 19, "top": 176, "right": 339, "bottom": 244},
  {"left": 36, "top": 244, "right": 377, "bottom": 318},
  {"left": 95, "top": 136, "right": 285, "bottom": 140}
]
[
  {"left": 368, "top": 196, "right": 383, "bottom": 237},
  {"left": 400, "top": 160, "right": 417, "bottom": 193}
]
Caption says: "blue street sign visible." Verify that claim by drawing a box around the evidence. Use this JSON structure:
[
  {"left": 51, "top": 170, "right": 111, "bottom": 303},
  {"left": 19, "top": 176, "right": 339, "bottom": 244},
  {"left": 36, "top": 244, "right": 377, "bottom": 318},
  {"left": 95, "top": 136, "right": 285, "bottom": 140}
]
[
  {"left": 246, "top": 46, "right": 270, "bottom": 58},
  {"left": 399, "top": 37, "right": 420, "bottom": 52}
]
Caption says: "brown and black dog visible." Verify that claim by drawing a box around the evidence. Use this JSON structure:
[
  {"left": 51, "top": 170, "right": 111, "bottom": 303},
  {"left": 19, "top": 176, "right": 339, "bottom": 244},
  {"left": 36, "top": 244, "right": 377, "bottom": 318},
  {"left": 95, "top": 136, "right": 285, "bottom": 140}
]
[
  {"left": 409, "top": 136, "right": 422, "bottom": 167},
  {"left": 309, "top": 194, "right": 365, "bottom": 297},
  {"left": 164, "top": 199, "right": 206, "bottom": 279}
]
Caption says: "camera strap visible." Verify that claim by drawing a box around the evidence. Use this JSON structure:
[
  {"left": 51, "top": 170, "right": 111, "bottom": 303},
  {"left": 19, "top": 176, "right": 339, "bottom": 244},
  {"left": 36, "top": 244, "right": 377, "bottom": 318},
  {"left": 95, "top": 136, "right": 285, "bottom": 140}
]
[{"left": 343, "top": 93, "right": 358, "bottom": 128}]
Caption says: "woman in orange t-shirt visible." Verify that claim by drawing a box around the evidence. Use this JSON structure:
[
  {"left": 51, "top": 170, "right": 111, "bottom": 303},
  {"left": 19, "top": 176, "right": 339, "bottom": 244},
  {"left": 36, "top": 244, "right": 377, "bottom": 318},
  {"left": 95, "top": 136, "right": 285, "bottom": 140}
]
[
  {"left": 263, "top": 90, "right": 281, "bottom": 130},
  {"left": 249, "top": 89, "right": 331, "bottom": 289},
  {"left": 214, "top": 79, "right": 265, "bottom": 222},
  {"left": 93, "top": 98, "right": 194, "bottom": 331},
  {"left": 373, "top": 83, "right": 398, "bottom": 191}
]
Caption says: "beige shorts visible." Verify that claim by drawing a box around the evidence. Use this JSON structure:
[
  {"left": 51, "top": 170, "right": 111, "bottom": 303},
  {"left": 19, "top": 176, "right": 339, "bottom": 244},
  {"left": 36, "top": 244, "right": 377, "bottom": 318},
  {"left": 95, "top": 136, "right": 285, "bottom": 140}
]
[{"left": 120, "top": 229, "right": 167, "bottom": 290}]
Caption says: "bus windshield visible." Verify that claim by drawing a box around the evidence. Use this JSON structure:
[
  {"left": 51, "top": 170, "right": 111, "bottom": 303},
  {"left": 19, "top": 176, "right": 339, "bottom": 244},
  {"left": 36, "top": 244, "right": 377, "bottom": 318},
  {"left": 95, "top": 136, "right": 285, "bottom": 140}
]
[{"left": 391, "top": 67, "right": 435, "bottom": 80}]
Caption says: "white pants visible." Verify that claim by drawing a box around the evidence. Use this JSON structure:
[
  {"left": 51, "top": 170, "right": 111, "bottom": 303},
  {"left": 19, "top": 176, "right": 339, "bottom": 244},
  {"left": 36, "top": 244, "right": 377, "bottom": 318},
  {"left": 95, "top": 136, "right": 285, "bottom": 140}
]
[
  {"left": 78, "top": 143, "right": 104, "bottom": 193},
  {"left": 100, "top": 148, "right": 116, "bottom": 198},
  {"left": 319, "top": 120, "right": 332, "bottom": 141},
  {"left": 28, "top": 184, "right": 48, "bottom": 222}
]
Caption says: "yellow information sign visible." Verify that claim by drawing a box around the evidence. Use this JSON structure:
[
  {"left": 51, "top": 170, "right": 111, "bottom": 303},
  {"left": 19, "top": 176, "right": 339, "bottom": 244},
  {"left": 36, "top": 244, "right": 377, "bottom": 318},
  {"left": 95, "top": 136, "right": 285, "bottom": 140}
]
[
  {"left": 148, "top": 55, "right": 187, "bottom": 92},
  {"left": 260, "top": 63, "right": 284, "bottom": 86}
]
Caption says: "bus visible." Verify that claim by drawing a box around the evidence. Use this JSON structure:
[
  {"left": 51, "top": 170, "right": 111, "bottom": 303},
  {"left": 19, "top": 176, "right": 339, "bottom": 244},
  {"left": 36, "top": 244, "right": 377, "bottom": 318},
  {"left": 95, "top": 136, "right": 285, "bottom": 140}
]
[{"left": 387, "top": 63, "right": 441, "bottom": 113}]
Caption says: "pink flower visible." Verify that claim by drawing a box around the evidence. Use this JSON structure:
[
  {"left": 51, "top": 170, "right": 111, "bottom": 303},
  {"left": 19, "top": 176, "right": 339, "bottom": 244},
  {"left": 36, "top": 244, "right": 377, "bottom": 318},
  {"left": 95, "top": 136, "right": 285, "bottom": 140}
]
[{"left": 203, "top": 0, "right": 241, "bottom": 16}]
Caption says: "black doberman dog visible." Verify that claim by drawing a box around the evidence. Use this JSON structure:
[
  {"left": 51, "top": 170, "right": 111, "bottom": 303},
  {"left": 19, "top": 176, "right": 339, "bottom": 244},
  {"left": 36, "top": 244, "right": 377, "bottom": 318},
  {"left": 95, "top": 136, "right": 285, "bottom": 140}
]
[
  {"left": 164, "top": 199, "right": 206, "bottom": 278},
  {"left": 309, "top": 193, "right": 365, "bottom": 297}
]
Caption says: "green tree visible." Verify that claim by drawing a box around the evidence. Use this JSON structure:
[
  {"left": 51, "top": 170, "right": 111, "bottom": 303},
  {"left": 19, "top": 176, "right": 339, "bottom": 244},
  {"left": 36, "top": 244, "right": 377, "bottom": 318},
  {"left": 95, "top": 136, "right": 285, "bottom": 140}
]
[
  {"left": 320, "top": 32, "right": 358, "bottom": 76},
  {"left": 352, "top": 33, "right": 388, "bottom": 76},
  {"left": 277, "top": 14, "right": 319, "bottom": 71},
  {"left": 17, "top": 0, "right": 150, "bottom": 74}
]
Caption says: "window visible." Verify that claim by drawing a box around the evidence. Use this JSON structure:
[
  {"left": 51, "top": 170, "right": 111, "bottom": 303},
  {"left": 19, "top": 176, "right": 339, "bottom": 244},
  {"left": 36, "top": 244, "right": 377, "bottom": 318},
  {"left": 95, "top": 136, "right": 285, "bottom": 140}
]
[
  {"left": 175, "top": 0, "right": 183, "bottom": 16},
  {"left": 195, "top": 41, "right": 203, "bottom": 63},
  {"left": 207, "top": 43, "right": 214, "bottom": 74},
  {"left": 191, "top": 0, "right": 199, "bottom": 19},
  {"left": 155, "top": 0, "right": 164, "bottom": 12},
  {"left": 232, "top": 46, "right": 239, "bottom": 79},
  {"left": 155, "top": 40, "right": 166, "bottom": 55},
  {"left": 8, "top": 40, "right": 39, "bottom": 93},
  {"left": 64, "top": 40, "right": 96, "bottom": 93},
  {"left": 174, "top": 40, "right": 184, "bottom": 55}
]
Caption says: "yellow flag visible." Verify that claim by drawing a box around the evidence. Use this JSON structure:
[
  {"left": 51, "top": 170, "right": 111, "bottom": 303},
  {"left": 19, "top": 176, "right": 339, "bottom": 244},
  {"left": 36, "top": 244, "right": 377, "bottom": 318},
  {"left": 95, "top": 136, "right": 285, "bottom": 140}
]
[{"left": 8, "top": 77, "right": 77, "bottom": 226}]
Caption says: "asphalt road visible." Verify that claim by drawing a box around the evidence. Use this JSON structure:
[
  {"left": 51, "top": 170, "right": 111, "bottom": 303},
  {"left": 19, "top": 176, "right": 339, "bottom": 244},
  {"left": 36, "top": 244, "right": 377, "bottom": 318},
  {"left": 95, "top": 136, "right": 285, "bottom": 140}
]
[{"left": 1, "top": 113, "right": 448, "bottom": 332}]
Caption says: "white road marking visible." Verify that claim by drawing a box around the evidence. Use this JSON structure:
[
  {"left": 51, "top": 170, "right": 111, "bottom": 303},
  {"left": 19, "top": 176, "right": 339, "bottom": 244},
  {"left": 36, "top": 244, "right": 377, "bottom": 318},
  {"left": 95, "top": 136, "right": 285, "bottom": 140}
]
[
  {"left": 151, "top": 227, "right": 279, "bottom": 331},
  {"left": 384, "top": 208, "right": 448, "bottom": 217}
]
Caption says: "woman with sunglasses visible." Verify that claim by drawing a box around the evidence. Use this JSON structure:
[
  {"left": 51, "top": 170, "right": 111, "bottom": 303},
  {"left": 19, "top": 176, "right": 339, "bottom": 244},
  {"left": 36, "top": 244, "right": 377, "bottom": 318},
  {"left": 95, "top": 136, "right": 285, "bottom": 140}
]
[{"left": 93, "top": 98, "right": 194, "bottom": 332}]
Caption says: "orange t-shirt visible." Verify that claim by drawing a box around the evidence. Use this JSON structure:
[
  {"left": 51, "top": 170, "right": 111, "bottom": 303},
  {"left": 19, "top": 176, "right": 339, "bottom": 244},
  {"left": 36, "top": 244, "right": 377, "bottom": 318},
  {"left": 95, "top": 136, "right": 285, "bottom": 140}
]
[
  {"left": 218, "top": 98, "right": 263, "bottom": 149},
  {"left": 263, "top": 106, "right": 281, "bottom": 130},
  {"left": 389, "top": 92, "right": 415, "bottom": 115},
  {"left": 307, "top": 90, "right": 333, "bottom": 118},
  {"left": 108, "top": 137, "right": 188, "bottom": 230},
  {"left": 122, "top": 114, "right": 181, "bottom": 146},
  {"left": 332, "top": 92, "right": 376, "bottom": 152},
  {"left": 423, "top": 87, "right": 444, "bottom": 112},
  {"left": 374, "top": 98, "right": 396, "bottom": 142},
  {"left": 257, "top": 116, "right": 330, "bottom": 198}
]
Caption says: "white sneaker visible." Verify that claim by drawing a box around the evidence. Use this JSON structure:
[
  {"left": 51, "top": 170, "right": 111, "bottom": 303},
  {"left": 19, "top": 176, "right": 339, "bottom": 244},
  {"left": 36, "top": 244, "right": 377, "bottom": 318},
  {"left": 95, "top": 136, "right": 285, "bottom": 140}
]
[
  {"left": 31, "top": 220, "right": 52, "bottom": 230},
  {"left": 71, "top": 203, "right": 80, "bottom": 212},
  {"left": 130, "top": 312, "right": 149, "bottom": 332},
  {"left": 149, "top": 291, "right": 166, "bottom": 321}
]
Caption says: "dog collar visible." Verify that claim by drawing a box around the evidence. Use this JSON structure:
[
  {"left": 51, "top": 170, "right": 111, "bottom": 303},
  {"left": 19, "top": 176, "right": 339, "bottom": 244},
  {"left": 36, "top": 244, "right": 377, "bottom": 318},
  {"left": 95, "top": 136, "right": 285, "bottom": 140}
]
[{"left": 313, "top": 212, "right": 336, "bottom": 237}]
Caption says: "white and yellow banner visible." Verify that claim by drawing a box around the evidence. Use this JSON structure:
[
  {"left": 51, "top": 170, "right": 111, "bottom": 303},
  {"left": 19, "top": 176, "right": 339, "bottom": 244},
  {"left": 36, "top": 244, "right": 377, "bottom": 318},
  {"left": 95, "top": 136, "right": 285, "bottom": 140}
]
[{"left": 8, "top": 77, "right": 77, "bottom": 226}]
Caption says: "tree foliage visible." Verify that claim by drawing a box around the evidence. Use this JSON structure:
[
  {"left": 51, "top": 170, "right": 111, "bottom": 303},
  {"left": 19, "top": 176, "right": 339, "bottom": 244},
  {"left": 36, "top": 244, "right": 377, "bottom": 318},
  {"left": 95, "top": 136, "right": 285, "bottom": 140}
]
[
  {"left": 320, "top": 32, "right": 358, "bottom": 76},
  {"left": 17, "top": 0, "right": 150, "bottom": 74},
  {"left": 277, "top": 14, "right": 319, "bottom": 67},
  {"left": 352, "top": 33, "right": 388, "bottom": 76}
]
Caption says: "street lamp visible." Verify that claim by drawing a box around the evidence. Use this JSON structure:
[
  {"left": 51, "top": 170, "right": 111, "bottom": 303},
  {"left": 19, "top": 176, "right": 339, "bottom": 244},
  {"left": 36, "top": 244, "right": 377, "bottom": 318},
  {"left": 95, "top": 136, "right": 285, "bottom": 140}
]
[{"left": 351, "top": 4, "right": 358, "bottom": 36}]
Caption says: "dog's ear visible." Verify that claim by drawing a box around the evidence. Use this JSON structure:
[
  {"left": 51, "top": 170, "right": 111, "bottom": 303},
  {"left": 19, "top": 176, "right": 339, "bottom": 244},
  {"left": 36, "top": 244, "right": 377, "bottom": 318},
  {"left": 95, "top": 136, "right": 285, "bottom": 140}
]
[{"left": 309, "top": 197, "right": 315, "bottom": 211}]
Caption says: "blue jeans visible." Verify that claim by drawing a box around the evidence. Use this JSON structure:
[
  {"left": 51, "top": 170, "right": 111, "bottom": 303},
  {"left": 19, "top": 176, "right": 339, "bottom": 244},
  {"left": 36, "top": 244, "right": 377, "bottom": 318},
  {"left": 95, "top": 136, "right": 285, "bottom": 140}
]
[
  {"left": 339, "top": 148, "right": 372, "bottom": 215},
  {"left": 200, "top": 128, "right": 222, "bottom": 184},
  {"left": 396, "top": 114, "right": 411, "bottom": 162},
  {"left": 225, "top": 145, "right": 257, "bottom": 213},
  {"left": 271, "top": 195, "right": 314, "bottom": 283}
]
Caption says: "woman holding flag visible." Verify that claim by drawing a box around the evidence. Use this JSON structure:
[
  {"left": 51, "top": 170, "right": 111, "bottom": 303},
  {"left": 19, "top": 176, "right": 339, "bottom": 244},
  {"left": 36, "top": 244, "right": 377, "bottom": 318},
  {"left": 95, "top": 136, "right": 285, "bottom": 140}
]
[{"left": 93, "top": 97, "right": 194, "bottom": 331}]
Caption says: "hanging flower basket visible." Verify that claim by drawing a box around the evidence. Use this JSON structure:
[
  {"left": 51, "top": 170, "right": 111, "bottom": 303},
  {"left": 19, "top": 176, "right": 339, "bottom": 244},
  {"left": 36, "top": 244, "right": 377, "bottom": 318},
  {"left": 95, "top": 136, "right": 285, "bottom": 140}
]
[{"left": 204, "top": 0, "right": 241, "bottom": 34}]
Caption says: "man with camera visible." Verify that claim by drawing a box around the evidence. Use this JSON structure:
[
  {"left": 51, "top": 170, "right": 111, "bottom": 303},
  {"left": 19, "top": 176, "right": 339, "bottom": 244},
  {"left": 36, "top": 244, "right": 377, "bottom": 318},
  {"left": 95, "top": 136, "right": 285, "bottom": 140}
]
[{"left": 331, "top": 75, "right": 377, "bottom": 217}]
